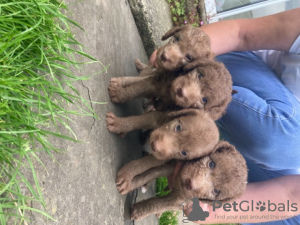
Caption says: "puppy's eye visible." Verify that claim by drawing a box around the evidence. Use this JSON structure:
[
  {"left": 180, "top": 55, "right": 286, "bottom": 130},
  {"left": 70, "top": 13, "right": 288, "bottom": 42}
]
[
  {"left": 174, "top": 36, "right": 180, "bottom": 42},
  {"left": 180, "top": 151, "right": 187, "bottom": 157},
  {"left": 185, "top": 55, "right": 193, "bottom": 62},
  {"left": 213, "top": 189, "right": 221, "bottom": 195},
  {"left": 208, "top": 161, "right": 215, "bottom": 169},
  {"left": 202, "top": 97, "right": 208, "bottom": 104},
  {"left": 197, "top": 73, "right": 203, "bottom": 79},
  {"left": 175, "top": 124, "right": 181, "bottom": 132}
]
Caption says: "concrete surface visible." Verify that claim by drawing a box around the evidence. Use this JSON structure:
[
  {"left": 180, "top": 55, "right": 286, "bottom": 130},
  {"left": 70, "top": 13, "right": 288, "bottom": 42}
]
[
  {"left": 128, "top": 0, "right": 173, "bottom": 57},
  {"left": 27, "top": 0, "right": 158, "bottom": 224}
]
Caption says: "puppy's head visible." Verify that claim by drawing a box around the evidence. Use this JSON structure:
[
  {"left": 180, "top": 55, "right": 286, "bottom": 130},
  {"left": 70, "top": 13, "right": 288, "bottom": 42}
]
[
  {"left": 156, "top": 25, "right": 213, "bottom": 71},
  {"left": 149, "top": 109, "right": 219, "bottom": 161},
  {"left": 178, "top": 141, "right": 248, "bottom": 203},
  {"left": 170, "top": 60, "right": 232, "bottom": 120}
]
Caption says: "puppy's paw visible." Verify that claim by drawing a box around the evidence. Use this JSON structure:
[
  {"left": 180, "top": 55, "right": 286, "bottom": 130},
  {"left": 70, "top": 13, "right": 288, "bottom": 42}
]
[
  {"left": 131, "top": 204, "right": 147, "bottom": 221},
  {"left": 106, "top": 112, "right": 127, "bottom": 137},
  {"left": 108, "top": 78, "right": 125, "bottom": 103},
  {"left": 116, "top": 168, "right": 134, "bottom": 195}
]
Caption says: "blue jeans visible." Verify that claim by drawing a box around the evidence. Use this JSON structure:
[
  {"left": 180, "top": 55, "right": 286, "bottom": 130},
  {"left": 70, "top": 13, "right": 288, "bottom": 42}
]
[{"left": 216, "top": 52, "right": 300, "bottom": 225}]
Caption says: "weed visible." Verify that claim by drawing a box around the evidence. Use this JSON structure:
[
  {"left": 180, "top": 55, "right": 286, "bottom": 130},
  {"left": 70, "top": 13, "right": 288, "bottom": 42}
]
[
  {"left": 156, "top": 177, "right": 179, "bottom": 225},
  {"left": 167, "top": 0, "right": 202, "bottom": 26}
]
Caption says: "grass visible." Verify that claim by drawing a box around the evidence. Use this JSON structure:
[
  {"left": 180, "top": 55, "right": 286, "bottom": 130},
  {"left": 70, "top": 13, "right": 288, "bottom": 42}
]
[
  {"left": 0, "top": 0, "right": 105, "bottom": 224},
  {"left": 156, "top": 177, "right": 179, "bottom": 225}
]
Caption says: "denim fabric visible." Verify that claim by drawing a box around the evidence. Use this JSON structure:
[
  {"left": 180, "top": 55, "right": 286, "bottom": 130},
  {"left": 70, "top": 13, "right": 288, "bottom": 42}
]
[
  {"left": 216, "top": 52, "right": 300, "bottom": 225},
  {"left": 216, "top": 52, "right": 300, "bottom": 171}
]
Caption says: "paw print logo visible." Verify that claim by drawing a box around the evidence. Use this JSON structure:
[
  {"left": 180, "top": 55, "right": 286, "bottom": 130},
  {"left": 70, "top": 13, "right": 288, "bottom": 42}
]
[
  {"left": 256, "top": 201, "right": 266, "bottom": 211},
  {"left": 179, "top": 197, "right": 209, "bottom": 223}
]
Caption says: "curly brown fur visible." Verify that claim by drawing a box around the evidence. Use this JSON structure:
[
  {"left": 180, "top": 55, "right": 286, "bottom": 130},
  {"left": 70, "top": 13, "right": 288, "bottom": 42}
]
[
  {"left": 106, "top": 109, "right": 219, "bottom": 161},
  {"left": 115, "top": 141, "right": 248, "bottom": 221},
  {"left": 148, "top": 109, "right": 219, "bottom": 161},
  {"left": 108, "top": 59, "right": 232, "bottom": 122},
  {"left": 108, "top": 25, "right": 218, "bottom": 113},
  {"left": 178, "top": 141, "right": 248, "bottom": 204},
  {"left": 157, "top": 25, "right": 213, "bottom": 71},
  {"left": 170, "top": 59, "right": 233, "bottom": 120}
]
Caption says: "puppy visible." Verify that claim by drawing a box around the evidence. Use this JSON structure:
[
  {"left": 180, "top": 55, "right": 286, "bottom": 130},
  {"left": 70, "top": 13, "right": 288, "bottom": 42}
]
[
  {"left": 156, "top": 24, "right": 213, "bottom": 71},
  {"left": 133, "top": 24, "right": 213, "bottom": 73},
  {"left": 108, "top": 25, "right": 216, "bottom": 108},
  {"left": 170, "top": 59, "right": 233, "bottom": 120},
  {"left": 116, "top": 141, "right": 248, "bottom": 221},
  {"left": 109, "top": 58, "right": 232, "bottom": 120},
  {"left": 106, "top": 109, "right": 219, "bottom": 161}
]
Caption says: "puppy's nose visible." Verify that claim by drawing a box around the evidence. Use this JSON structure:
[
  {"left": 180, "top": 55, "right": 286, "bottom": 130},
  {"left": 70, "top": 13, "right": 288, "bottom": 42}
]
[
  {"left": 176, "top": 88, "right": 183, "bottom": 98},
  {"left": 161, "top": 52, "right": 169, "bottom": 62},
  {"left": 151, "top": 141, "right": 158, "bottom": 152},
  {"left": 176, "top": 88, "right": 186, "bottom": 98},
  {"left": 185, "top": 179, "right": 193, "bottom": 190}
]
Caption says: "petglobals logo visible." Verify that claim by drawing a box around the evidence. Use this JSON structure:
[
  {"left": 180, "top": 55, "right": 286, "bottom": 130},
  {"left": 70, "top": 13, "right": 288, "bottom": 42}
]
[
  {"left": 179, "top": 197, "right": 210, "bottom": 223},
  {"left": 179, "top": 198, "right": 298, "bottom": 223},
  {"left": 212, "top": 200, "right": 298, "bottom": 212}
]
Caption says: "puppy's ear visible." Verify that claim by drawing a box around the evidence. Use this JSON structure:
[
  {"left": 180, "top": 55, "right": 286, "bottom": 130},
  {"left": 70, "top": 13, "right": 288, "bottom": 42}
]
[
  {"left": 183, "top": 54, "right": 214, "bottom": 71},
  {"left": 183, "top": 60, "right": 202, "bottom": 71},
  {"left": 206, "top": 97, "right": 231, "bottom": 121},
  {"left": 167, "top": 108, "right": 199, "bottom": 120},
  {"left": 212, "top": 141, "right": 236, "bottom": 154},
  {"left": 161, "top": 26, "right": 184, "bottom": 41}
]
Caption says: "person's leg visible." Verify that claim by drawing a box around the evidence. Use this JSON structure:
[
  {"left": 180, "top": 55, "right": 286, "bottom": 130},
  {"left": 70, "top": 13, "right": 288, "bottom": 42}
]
[
  {"left": 216, "top": 50, "right": 300, "bottom": 225},
  {"left": 216, "top": 52, "right": 300, "bottom": 170}
]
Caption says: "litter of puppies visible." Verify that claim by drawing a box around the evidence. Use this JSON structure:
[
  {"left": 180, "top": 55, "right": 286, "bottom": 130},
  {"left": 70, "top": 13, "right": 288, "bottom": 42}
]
[{"left": 106, "top": 25, "right": 248, "bottom": 221}]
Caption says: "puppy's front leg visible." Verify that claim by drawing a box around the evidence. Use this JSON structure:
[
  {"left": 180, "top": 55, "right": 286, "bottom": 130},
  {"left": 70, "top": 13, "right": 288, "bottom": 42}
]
[
  {"left": 113, "top": 75, "right": 152, "bottom": 87},
  {"left": 108, "top": 75, "right": 155, "bottom": 103},
  {"left": 131, "top": 193, "right": 181, "bottom": 221},
  {"left": 121, "top": 163, "right": 174, "bottom": 195},
  {"left": 106, "top": 111, "right": 170, "bottom": 136},
  {"left": 116, "top": 155, "right": 165, "bottom": 195}
]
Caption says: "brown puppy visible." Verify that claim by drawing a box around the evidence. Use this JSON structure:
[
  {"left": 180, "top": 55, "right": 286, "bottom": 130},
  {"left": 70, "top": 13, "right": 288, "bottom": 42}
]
[
  {"left": 106, "top": 109, "right": 219, "bottom": 161},
  {"left": 109, "top": 59, "right": 232, "bottom": 120},
  {"left": 109, "top": 24, "right": 212, "bottom": 88},
  {"left": 134, "top": 24, "right": 213, "bottom": 73},
  {"left": 108, "top": 25, "right": 216, "bottom": 110},
  {"left": 115, "top": 141, "right": 248, "bottom": 221},
  {"left": 170, "top": 59, "right": 233, "bottom": 120},
  {"left": 156, "top": 25, "right": 213, "bottom": 71}
]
